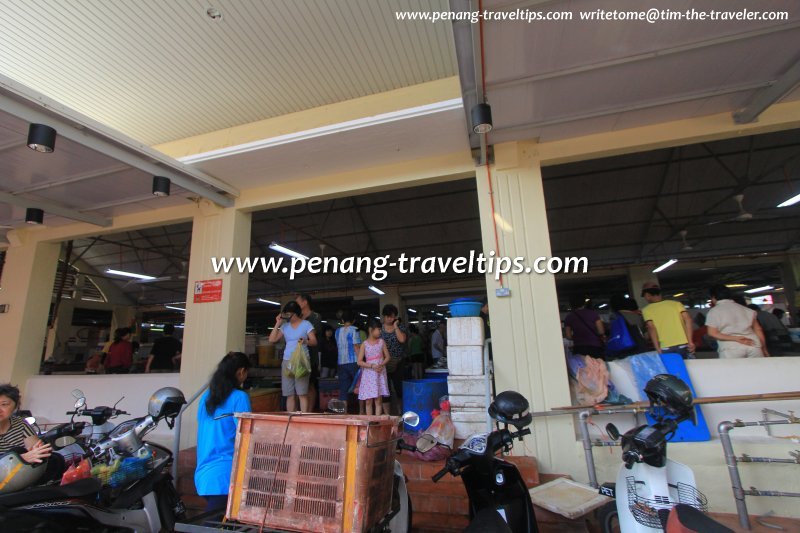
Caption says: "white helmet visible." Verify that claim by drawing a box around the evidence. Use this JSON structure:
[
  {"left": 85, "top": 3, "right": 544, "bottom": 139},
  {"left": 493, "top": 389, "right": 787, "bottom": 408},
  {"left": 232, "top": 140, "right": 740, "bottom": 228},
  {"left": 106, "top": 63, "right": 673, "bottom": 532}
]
[{"left": 0, "top": 452, "right": 46, "bottom": 494}]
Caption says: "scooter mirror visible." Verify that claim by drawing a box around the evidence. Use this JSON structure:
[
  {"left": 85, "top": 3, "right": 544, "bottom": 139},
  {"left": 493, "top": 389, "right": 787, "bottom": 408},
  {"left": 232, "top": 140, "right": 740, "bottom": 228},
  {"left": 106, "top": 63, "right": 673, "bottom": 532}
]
[
  {"left": 74, "top": 397, "right": 86, "bottom": 410},
  {"left": 24, "top": 416, "right": 36, "bottom": 426},
  {"left": 606, "top": 423, "right": 620, "bottom": 441},
  {"left": 71, "top": 389, "right": 85, "bottom": 401},
  {"left": 401, "top": 411, "right": 420, "bottom": 428},
  {"left": 416, "top": 434, "right": 437, "bottom": 453}
]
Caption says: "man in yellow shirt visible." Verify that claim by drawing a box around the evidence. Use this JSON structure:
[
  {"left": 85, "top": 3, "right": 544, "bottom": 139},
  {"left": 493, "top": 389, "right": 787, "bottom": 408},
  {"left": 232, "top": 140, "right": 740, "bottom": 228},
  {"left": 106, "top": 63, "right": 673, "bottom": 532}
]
[{"left": 641, "top": 281, "right": 695, "bottom": 359}]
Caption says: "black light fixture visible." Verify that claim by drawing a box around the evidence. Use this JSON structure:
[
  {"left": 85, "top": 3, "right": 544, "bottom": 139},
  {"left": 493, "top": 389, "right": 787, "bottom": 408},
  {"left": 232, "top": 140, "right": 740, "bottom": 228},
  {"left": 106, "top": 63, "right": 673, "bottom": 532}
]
[
  {"left": 26, "top": 124, "right": 57, "bottom": 153},
  {"left": 152, "top": 176, "right": 171, "bottom": 197},
  {"left": 471, "top": 103, "right": 493, "bottom": 134},
  {"left": 25, "top": 208, "right": 44, "bottom": 225}
]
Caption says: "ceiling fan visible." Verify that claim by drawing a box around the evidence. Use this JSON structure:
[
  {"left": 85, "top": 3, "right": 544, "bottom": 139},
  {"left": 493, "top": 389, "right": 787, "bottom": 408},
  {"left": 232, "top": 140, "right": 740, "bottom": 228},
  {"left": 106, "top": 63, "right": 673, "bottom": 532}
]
[
  {"left": 679, "top": 230, "right": 693, "bottom": 251},
  {"left": 705, "top": 194, "right": 753, "bottom": 226}
]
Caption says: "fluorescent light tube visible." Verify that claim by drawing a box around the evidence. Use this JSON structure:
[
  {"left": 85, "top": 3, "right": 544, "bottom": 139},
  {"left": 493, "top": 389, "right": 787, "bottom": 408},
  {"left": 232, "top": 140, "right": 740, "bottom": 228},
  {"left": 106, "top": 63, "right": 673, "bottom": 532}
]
[
  {"left": 368, "top": 285, "right": 385, "bottom": 295},
  {"left": 436, "top": 304, "right": 449, "bottom": 307},
  {"left": 744, "top": 285, "right": 773, "bottom": 294},
  {"left": 257, "top": 298, "right": 280, "bottom": 305},
  {"left": 652, "top": 259, "right": 678, "bottom": 273},
  {"left": 268, "top": 242, "right": 309, "bottom": 260},
  {"left": 359, "top": 313, "right": 368, "bottom": 317},
  {"left": 106, "top": 268, "right": 156, "bottom": 280},
  {"left": 165, "top": 305, "right": 186, "bottom": 312},
  {"left": 407, "top": 308, "right": 417, "bottom": 313},
  {"left": 777, "top": 193, "right": 800, "bottom": 208},
  {"left": 598, "top": 303, "right": 608, "bottom": 308},
  {"left": 673, "top": 293, "right": 684, "bottom": 298},
  {"left": 725, "top": 284, "right": 747, "bottom": 288}
]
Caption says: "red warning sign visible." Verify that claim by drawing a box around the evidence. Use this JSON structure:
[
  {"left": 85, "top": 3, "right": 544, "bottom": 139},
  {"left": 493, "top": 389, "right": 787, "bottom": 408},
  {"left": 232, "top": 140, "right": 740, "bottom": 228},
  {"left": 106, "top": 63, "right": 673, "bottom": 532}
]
[{"left": 193, "top": 279, "right": 223, "bottom": 303}]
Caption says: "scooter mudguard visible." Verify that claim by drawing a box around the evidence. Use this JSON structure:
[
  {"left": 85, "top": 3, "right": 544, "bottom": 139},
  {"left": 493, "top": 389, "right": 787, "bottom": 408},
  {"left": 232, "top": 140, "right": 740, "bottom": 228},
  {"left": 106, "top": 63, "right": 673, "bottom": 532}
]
[
  {"left": 615, "top": 458, "right": 698, "bottom": 533},
  {"left": 460, "top": 459, "right": 539, "bottom": 533}
]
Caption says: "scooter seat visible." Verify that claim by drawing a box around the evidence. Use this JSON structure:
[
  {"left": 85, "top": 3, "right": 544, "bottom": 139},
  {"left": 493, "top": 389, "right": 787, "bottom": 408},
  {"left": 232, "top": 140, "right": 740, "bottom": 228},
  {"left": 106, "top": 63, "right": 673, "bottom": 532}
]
[
  {"left": 0, "top": 477, "right": 101, "bottom": 508},
  {"left": 666, "top": 504, "right": 734, "bottom": 533}
]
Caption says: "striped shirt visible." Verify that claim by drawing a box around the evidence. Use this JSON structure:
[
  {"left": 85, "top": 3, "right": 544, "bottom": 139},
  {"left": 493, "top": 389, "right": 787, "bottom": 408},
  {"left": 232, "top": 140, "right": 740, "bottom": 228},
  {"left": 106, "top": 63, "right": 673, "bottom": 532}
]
[
  {"left": 0, "top": 416, "right": 36, "bottom": 454},
  {"left": 336, "top": 326, "right": 361, "bottom": 365}
]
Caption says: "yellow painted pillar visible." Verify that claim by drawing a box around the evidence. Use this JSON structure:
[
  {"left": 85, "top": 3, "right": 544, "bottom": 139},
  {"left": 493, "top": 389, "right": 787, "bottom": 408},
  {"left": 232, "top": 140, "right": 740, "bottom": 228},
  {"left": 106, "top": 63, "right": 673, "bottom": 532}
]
[
  {"left": 475, "top": 141, "right": 577, "bottom": 476},
  {"left": 0, "top": 231, "right": 60, "bottom": 387},
  {"left": 178, "top": 202, "right": 251, "bottom": 448}
]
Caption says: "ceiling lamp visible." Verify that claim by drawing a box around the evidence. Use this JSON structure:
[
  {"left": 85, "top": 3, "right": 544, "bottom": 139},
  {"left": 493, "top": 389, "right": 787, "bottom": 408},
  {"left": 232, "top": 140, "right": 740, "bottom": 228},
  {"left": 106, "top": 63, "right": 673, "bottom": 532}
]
[
  {"left": 471, "top": 103, "right": 493, "bottom": 134},
  {"left": 27, "top": 124, "right": 57, "bottom": 153},
  {"left": 652, "top": 258, "right": 678, "bottom": 273},
  {"left": 25, "top": 208, "right": 44, "bottom": 224},
  {"left": 152, "top": 176, "right": 171, "bottom": 197},
  {"left": 268, "top": 242, "right": 309, "bottom": 260}
]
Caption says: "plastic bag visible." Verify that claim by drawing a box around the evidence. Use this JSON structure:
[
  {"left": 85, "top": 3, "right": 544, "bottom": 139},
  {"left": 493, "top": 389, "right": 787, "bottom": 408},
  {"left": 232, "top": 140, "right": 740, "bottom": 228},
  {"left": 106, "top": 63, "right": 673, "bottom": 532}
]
[
  {"left": 283, "top": 342, "right": 310, "bottom": 379},
  {"left": 606, "top": 316, "right": 636, "bottom": 355},
  {"left": 61, "top": 458, "right": 92, "bottom": 485},
  {"left": 575, "top": 356, "right": 609, "bottom": 405},
  {"left": 422, "top": 398, "right": 455, "bottom": 449}
]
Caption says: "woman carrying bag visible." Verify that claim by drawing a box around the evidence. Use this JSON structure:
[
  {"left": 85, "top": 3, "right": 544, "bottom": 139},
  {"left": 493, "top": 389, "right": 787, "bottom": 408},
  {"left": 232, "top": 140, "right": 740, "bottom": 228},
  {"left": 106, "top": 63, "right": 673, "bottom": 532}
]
[{"left": 269, "top": 301, "right": 317, "bottom": 412}]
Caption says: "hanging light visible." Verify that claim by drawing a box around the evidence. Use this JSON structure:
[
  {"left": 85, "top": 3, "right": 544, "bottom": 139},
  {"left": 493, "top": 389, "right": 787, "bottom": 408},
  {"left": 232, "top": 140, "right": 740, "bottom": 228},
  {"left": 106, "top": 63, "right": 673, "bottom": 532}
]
[
  {"left": 27, "top": 124, "right": 57, "bottom": 153},
  {"left": 25, "top": 208, "right": 44, "bottom": 225},
  {"left": 471, "top": 103, "right": 493, "bottom": 134},
  {"left": 152, "top": 176, "right": 171, "bottom": 196}
]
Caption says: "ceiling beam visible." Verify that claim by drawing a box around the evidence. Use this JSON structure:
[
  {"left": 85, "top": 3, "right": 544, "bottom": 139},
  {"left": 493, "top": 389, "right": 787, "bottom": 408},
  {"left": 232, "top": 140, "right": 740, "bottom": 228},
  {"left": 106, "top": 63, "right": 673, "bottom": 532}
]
[
  {"left": 12, "top": 165, "right": 129, "bottom": 194},
  {"left": 0, "top": 78, "right": 237, "bottom": 207},
  {"left": 0, "top": 191, "right": 112, "bottom": 227},
  {"left": 493, "top": 81, "right": 771, "bottom": 135},
  {"left": 734, "top": 55, "right": 800, "bottom": 124}
]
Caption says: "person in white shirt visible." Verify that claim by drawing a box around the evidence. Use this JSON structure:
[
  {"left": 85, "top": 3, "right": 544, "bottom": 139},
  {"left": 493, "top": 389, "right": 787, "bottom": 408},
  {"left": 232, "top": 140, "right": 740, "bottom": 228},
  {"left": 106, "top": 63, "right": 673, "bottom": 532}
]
[
  {"left": 431, "top": 321, "right": 446, "bottom": 363},
  {"left": 705, "top": 285, "right": 769, "bottom": 359}
]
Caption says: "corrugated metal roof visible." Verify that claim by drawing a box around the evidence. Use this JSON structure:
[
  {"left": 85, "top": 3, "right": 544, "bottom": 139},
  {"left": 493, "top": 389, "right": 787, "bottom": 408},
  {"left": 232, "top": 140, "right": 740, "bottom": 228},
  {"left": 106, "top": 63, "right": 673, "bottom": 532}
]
[{"left": 0, "top": 0, "right": 458, "bottom": 145}]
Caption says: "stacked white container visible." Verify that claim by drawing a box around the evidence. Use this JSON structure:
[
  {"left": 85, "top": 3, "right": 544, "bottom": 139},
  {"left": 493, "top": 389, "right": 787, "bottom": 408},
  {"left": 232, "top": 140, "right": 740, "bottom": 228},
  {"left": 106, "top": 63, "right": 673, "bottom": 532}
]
[{"left": 446, "top": 317, "right": 488, "bottom": 439}]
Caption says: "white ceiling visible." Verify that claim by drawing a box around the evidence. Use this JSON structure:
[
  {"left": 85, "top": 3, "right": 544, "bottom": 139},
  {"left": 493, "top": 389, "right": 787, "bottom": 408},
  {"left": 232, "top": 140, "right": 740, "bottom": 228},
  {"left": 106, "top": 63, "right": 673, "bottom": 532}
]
[
  {"left": 0, "top": 0, "right": 458, "bottom": 145},
  {"left": 189, "top": 105, "right": 469, "bottom": 188}
]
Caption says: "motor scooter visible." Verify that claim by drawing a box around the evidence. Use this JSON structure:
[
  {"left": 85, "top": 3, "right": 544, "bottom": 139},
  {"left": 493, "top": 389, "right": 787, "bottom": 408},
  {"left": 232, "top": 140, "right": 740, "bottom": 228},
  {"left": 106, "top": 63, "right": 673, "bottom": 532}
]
[
  {"left": 429, "top": 391, "right": 539, "bottom": 533},
  {"left": 0, "top": 386, "right": 187, "bottom": 533},
  {"left": 596, "top": 375, "right": 732, "bottom": 533}
]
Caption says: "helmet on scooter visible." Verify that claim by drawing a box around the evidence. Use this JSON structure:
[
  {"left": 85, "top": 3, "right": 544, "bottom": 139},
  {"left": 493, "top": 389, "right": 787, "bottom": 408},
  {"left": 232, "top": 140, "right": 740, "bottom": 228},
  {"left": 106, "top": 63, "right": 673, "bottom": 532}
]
[
  {"left": 148, "top": 387, "right": 186, "bottom": 420},
  {"left": 488, "top": 391, "right": 532, "bottom": 429},
  {"left": 0, "top": 452, "right": 46, "bottom": 494},
  {"left": 644, "top": 374, "right": 693, "bottom": 418}
]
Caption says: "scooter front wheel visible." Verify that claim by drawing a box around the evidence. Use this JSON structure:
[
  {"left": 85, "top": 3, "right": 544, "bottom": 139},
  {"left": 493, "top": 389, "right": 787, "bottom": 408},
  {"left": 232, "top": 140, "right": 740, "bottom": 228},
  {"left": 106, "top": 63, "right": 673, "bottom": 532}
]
[{"left": 596, "top": 501, "right": 620, "bottom": 533}]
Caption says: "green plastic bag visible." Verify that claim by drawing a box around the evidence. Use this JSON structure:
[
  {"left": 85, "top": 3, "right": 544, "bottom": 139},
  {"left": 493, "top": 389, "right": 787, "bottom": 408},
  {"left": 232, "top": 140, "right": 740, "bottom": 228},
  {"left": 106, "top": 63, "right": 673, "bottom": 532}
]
[{"left": 284, "top": 342, "right": 310, "bottom": 379}]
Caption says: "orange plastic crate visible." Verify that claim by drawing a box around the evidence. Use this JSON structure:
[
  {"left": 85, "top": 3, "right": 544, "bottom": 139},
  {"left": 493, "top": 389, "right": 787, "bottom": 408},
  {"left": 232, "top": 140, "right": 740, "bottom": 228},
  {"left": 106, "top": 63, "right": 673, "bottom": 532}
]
[{"left": 227, "top": 413, "right": 399, "bottom": 532}]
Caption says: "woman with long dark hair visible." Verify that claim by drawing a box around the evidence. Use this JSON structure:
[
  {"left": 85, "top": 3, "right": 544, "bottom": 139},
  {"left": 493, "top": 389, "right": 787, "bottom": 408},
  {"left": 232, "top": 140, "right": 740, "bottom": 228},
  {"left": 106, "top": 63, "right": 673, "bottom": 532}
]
[
  {"left": 194, "top": 352, "right": 251, "bottom": 513},
  {"left": 104, "top": 327, "right": 133, "bottom": 373}
]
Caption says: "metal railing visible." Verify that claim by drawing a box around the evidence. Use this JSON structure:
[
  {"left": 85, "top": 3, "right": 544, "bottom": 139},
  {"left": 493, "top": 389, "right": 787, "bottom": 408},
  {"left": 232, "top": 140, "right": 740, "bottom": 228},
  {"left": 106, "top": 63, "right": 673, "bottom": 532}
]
[{"left": 171, "top": 383, "right": 209, "bottom": 486}]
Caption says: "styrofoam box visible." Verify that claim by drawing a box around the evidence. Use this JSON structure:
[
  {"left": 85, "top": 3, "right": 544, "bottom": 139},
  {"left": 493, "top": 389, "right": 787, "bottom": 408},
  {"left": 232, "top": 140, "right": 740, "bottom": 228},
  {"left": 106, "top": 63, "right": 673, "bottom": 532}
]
[
  {"left": 451, "top": 407, "right": 486, "bottom": 423},
  {"left": 447, "top": 317, "right": 485, "bottom": 347},
  {"left": 449, "top": 394, "right": 487, "bottom": 410},
  {"left": 454, "top": 421, "right": 488, "bottom": 440},
  {"left": 447, "top": 375, "right": 485, "bottom": 396},
  {"left": 447, "top": 345, "right": 484, "bottom": 376}
]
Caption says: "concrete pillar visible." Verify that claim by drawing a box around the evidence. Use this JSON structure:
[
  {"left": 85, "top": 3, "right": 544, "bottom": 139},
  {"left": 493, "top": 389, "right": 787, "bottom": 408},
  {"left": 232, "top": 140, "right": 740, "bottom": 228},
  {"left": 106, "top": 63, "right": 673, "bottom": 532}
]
[
  {"left": 781, "top": 255, "right": 799, "bottom": 323},
  {"left": 475, "top": 141, "right": 575, "bottom": 475},
  {"left": 628, "top": 266, "right": 658, "bottom": 310},
  {"left": 0, "top": 231, "right": 60, "bottom": 387},
  {"left": 179, "top": 203, "right": 251, "bottom": 448},
  {"left": 47, "top": 299, "right": 76, "bottom": 363},
  {"left": 379, "top": 286, "right": 405, "bottom": 321}
]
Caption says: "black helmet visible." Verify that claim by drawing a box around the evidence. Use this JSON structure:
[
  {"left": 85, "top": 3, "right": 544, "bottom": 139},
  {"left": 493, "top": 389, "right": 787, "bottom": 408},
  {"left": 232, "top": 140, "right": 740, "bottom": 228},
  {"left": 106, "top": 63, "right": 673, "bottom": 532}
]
[
  {"left": 148, "top": 387, "right": 186, "bottom": 420},
  {"left": 644, "top": 375, "right": 693, "bottom": 417},
  {"left": 488, "top": 391, "right": 532, "bottom": 429}
]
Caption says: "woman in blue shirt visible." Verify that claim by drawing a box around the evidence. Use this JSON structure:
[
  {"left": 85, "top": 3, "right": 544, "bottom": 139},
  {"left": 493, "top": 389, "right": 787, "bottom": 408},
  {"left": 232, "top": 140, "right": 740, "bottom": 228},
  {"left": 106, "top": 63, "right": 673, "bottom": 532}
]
[{"left": 195, "top": 352, "right": 251, "bottom": 513}]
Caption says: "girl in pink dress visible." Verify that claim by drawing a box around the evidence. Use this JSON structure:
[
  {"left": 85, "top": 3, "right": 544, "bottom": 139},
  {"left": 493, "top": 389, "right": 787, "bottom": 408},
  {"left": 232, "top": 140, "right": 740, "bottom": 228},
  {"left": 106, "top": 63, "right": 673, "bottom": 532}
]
[{"left": 357, "top": 319, "right": 391, "bottom": 415}]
